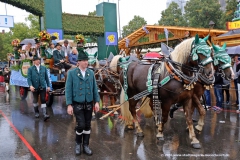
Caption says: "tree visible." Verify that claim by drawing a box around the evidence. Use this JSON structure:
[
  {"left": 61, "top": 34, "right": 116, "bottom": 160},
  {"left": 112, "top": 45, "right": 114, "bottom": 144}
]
[
  {"left": 158, "top": 2, "right": 187, "bottom": 26},
  {"left": 122, "top": 15, "right": 147, "bottom": 38},
  {"left": 184, "top": 0, "right": 223, "bottom": 29},
  {"left": 0, "top": 14, "right": 40, "bottom": 60},
  {"left": 88, "top": 11, "right": 96, "bottom": 16},
  {"left": 221, "top": 0, "right": 238, "bottom": 29}
]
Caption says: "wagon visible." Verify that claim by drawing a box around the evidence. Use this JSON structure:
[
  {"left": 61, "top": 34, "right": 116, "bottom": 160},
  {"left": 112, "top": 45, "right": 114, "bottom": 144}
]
[{"left": 9, "top": 59, "right": 66, "bottom": 107}]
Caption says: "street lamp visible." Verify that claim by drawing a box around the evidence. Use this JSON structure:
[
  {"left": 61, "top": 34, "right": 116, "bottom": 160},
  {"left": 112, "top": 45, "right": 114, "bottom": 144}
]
[
  {"left": 208, "top": 20, "right": 215, "bottom": 34},
  {"left": 118, "top": 0, "right": 121, "bottom": 38}
]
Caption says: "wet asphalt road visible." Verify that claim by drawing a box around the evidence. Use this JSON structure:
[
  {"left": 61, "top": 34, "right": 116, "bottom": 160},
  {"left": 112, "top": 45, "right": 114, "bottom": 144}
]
[{"left": 0, "top": 85, "right": 240, "bottom": 160}]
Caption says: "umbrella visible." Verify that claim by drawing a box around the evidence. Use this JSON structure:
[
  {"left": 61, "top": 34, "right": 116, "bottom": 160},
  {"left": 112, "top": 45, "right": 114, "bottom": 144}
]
[
  {"left": 226, "top": 45, "right": 240, "bottom": 55},
  {"left": 20, "top": 38, "right": 36, "bottom": 46}
]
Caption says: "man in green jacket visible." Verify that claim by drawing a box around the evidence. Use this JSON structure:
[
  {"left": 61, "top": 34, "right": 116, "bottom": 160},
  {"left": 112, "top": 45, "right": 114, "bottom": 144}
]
[
  {"left": 27, "top": 56, "right": 51, "bottom": 121},
  {"left": 66, "top": 47, "right": 100, "bottom": 156},
  {"left": 53, "top": 43, "right": 71, "bottom": 73}
]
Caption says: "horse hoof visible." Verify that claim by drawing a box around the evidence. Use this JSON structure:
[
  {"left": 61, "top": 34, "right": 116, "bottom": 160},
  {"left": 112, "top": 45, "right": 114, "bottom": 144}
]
[
  {"left": 195, "top": 125, "right": 202, "bottom": 132},
  {"left": 137, "top": 132, "right": 144, "bottom": 137},
  {"left": 192, "top": 143, "right": 201, "bottom": 149},
  {"left": 91, "top": 115, "right": 96, "bottom": 120}
]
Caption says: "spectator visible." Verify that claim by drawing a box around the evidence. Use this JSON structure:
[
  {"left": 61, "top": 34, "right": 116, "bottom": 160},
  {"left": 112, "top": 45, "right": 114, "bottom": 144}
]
[
  {"left": 61, "top": 40, "right": 72, "bottom": 57},
  {"left": 222, "top": 78, "right": 230, "bottom": 105},
  {"left": 233, "top": 55, "right": 239, "bottom": 105},
  {"left": 45, "top": 43, "right": 55, "bottom": 59},
  {"left": 213, "top": 70, "right": 224, "bottom": 112},
  {"left": 204, "top": 90, "right": 211, "bottom": 108},
  {"left": 68, "top": 48, "right": 78, "bottom": 65},
  {"left": 3, "top": 67, "right": 11, "bottom": 91}
]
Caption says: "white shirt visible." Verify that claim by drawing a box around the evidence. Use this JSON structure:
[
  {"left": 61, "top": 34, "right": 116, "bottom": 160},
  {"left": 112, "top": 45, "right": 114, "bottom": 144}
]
[
  {"left": 79, "top": 67, "right": 86, "bottom": 78},
  {"left": 35, "top": 64, "right": 40, "bottom": 72}
]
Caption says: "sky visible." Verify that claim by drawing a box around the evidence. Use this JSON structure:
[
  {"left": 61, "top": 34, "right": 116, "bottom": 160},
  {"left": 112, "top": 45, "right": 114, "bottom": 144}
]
[{"left": 0, "top": 0, "right": 168, "bottom": 34}]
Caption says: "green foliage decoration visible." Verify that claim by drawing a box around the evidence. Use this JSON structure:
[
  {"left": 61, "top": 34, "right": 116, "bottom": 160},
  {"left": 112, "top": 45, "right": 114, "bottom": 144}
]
[
  {"left": 20, "top": 59, "right": 32, "bottom": 77},
  {"left": 0, "top": 0, "right": 44, "bottom": 16},
  {"left": 62, "top": 13, "right": 104, "bottom": 36}
]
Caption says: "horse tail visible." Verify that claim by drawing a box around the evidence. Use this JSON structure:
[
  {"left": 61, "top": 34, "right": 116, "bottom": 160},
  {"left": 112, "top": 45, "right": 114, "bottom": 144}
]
[
  {"left": 139, "top": 97, "right": 153, "bottom": 118},
  {"left": 120, "top": 87, "right": 133, "bottom": 125}
]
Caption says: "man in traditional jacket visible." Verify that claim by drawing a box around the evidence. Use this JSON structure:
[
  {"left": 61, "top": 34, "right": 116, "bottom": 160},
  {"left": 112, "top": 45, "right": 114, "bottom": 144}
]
[
  {"left": 27, "top": 56, "right": 50, "bottom": 121},
  {"left": 65, "top": 48, "right": 100, "bottom": 156}
]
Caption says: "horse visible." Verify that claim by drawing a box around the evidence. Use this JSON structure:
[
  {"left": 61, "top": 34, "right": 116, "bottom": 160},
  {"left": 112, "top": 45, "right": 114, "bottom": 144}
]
[
  {"left": 87, "top": 52, "right": 121, "bottom": 110},
  {"left": 193, "top": 43, "right": 233, "bottom": 133},
  {"left": 110, "top": 34, "right": 214, "bottom": 148}
]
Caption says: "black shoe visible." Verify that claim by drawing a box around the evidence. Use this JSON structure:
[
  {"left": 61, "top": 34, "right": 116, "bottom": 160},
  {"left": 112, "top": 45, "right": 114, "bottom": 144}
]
[
  {"left": 83, "top": 145, "right": 92, "bottom": 156},
  {"left": 34, "top": 107, "right": 39, "bottom": 118},
  {"left": 75, "top": 143, "right": 81, "bottom": 155},
  {"left": 169, "top": 104, "right": 179, "bottom": 118}
]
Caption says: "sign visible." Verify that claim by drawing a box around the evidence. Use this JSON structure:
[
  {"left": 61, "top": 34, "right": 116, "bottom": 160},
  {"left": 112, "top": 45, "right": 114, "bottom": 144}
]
[
  {"left": 20, "top": 60, "right": 32, "bottom": 78},
  {"left": 47, "top": 29, "right": 63, "bottom": 40},
  {"left": 0, "top": 15, "right": 14, "bottom": 28},
  {"left": 105, "top": 32, "right": 118, "bottom": 45},
  {"left": 226, "top": 20, "right": 240, "bottom": 30}
]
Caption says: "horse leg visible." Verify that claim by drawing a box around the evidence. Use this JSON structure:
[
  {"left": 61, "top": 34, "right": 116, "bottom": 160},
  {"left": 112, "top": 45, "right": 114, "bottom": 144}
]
[
  {"left": 156, "top": 102, "right": 170, "bottom": 139},
  {"left": 193, "top": 95, "right": 206, "bottom": 132},
  {"left": 129, "top": 99, "right": 144, "bottom": 137},
  {"left": 184, "top": 99, "right": 201, "bottom": 149}
]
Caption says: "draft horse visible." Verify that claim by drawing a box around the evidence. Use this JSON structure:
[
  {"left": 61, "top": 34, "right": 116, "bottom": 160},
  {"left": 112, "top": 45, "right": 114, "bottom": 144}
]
[
  {"left": 192, "top": 43, "right": 233, "bottom": 133},
  {"left": 110, "top": 35, "right": 214, "bottom": 148},
  {"left": 87, "top": 52, "right": 121, "bottom": 109}
]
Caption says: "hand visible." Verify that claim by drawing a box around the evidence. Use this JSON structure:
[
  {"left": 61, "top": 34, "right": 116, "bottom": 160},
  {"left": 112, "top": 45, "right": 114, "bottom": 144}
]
[
  {"left": 67, "top": 105, "right": 73, "bottom": 115},
  {"left": 30, "top": 86, "right": 35, "bottom": 92},
  {"left": 94, "top": 102, "right": 100, "bottom": 112},
  {"left": 47, "top": 87, "right": 50, "bottom": 92}
]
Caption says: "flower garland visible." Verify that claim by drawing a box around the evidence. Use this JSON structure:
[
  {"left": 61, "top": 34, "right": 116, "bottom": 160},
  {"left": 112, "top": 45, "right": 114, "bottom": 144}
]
[
  {"left": 75, "top": 34, "right": 86, "bottom": 44},
  {"left": 11, "top": 39, "right": 21, "bottom": 47},
  {"left": 39, "top": 30, "right": 51, "bottom": 41}
]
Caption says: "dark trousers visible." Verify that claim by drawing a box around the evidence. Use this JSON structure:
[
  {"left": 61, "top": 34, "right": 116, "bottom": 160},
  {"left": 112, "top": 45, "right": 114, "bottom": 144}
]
[
  {"left": 32, "top": 89, "right": 46, "bottom": 105},
  {"left": 222, "top": 85, "right": 230, "bottom": 102},
  {"left": 56, "top": 62, "right": 71, "bottom": 70},
  {"left": 234, "top": 79, "right": 239, "bottom": 104},
  {"left": 214, "top": 84, "right": 223, "bottom": 108},
  {"left": 73, "top": 102, "right": 93, "bottom": 134}
]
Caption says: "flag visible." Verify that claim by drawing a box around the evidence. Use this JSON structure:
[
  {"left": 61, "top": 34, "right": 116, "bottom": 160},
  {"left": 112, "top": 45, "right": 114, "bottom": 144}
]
[{"left": 164, "top": 28, "right": 169, "bottom": 41}]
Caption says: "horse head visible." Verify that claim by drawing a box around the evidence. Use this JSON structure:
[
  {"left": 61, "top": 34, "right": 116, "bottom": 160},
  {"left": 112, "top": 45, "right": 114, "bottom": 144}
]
[
  {"left": 170, "top": 34, "right": 213, "bottom": 78},
  {"left": 87, "top": 51, "right": 99, "bottom": 70},
  {"left": 212, "top": 43, "right": 232, "bottom": 80},
  {"left": 191, "top": 34, "right": 214, "bottom": 77}
]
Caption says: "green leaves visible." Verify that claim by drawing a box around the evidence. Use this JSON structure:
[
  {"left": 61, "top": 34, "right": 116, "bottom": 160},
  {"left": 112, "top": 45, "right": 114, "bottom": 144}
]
[
  {"left": 158, "top": 2, "right": 187, "bottom": 27},
  {"left": 62, "top": 13, "right": 104, "bottom": 36},
  {"left": 122, "top": 16, "right": 147, "bottom": 38}
]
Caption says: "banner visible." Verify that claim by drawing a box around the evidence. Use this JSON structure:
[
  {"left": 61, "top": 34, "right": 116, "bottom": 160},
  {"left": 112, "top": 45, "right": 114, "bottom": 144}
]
[
  {"left": 0, "top": 15, "right": 14, "bottom": 28},
  {"left": 47, "top": 29, "right": 63, "bottom": 40},
  {"left": 105, "top": 32, "right": 118, "bottom": 45}
]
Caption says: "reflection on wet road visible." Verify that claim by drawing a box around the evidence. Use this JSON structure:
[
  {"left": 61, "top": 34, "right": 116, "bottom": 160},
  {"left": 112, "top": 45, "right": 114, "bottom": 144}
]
[{"left": 0, "top": 85, "right": 240, "bottom": 160}]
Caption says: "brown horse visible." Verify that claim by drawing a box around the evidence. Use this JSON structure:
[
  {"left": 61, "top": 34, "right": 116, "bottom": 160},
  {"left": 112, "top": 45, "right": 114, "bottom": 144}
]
[
  {"left": 87, "top": 53, "right": 121, "bottom": 109},
  {"left": 193, "top": 43, "right": 233, "bottom": 133},
  {"left": 110, "top": 35, "right": 214, "bottom": 148}
]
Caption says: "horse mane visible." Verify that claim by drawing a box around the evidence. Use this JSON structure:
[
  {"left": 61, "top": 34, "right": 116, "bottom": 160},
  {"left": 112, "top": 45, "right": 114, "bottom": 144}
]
[
  {"left": 109, "top": 55, "right": 122, "bottom": 72},
  {"left": 170, "top": 38, "right": 195, "bottom": 64}
]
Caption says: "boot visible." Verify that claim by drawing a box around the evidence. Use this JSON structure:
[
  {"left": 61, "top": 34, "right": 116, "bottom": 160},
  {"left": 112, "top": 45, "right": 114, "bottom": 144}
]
[
  {"left": 83, "top": 134, "right": 92, "bottom": 156},
  {"left": 169, "top": 104, "right": 180, "bottom": 118},
  {"left": 42, "top": 107, "right": 50, "bottom": 121},
  {"left": 75, "top": 134, "right": 82, "bottom": 155},
  {"left": 34, "top": 107, "right": 39, "bottom": 118}
]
